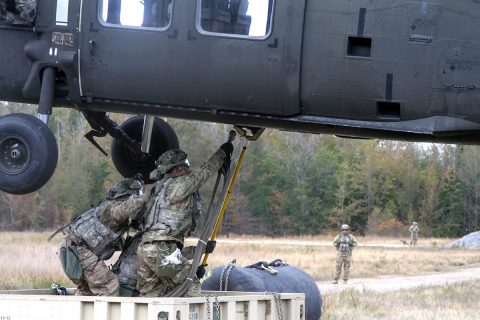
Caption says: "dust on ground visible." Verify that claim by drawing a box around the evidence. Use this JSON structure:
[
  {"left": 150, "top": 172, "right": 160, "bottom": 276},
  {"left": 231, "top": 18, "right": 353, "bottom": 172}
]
[{"left": 318, "top": 266, "right": 480, "bottom": 294}]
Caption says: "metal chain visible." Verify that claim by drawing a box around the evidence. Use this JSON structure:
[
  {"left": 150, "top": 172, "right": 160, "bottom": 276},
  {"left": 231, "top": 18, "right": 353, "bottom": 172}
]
[
  {"left": 203, "top": 293, "right": 221, "bottom": 320},
  {"left": 219, "top": 259, "right": 236, "bottom": 291},
  {"left": 214, "top": 294, "right": 221, "bottom": 320},
  {"left": 204, "top": 294, "right": 212, "bottom": 320},
  {"left": 265, "top": 292, "right": 285, "bottom": 320},
  {"left": 224, "top": 262, "right": 235, "bottom": 291}
]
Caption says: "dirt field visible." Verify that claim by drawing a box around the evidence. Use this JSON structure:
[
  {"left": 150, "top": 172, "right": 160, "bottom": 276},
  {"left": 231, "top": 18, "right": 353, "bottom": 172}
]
[{"left": 318, "top": 266, "right": 480, "bottom": 293}]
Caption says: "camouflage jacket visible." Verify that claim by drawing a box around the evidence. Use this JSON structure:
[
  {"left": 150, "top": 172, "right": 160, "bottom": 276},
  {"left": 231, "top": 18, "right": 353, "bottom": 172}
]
[
  {"left": 141, "top": 149, "right": 226, "bottom": 243},
  {"left": 66, "top": 194, "right": 147, "bottom": 259},
  {"left": 333, "top": 234, "right": 357, "bottom": 256}
]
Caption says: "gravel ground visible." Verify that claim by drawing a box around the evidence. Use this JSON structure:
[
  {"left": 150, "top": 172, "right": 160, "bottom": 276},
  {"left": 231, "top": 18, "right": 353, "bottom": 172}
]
[
  {"left": 317, "top": 266, "right": 480, "bottom": 294},
  {"left": 443, "top": 231, "right": 480, "bottom": 249}
]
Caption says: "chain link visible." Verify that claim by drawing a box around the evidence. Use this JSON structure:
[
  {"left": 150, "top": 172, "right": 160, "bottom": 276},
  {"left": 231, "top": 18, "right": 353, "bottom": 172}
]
[
  {"left": 265, "top": 292, "right": 285, "bottom": 320},
  {"left": 219, "top": 259, "right": 236, "bottom": 291},
  {"left": 203, "top": 293, "right": 221, "bottom": 320},
  {"left": 214, "top": 294, "right": 221, "bottom": 320},
  {"left": 224, "top": 263, "right": 235, "bottom": 291},
  {"left": 205, "top": 294, "right": 212, "bottom": 320}
]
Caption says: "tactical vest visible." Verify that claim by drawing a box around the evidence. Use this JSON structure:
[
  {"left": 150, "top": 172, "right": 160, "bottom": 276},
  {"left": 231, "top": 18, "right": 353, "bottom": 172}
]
[
  {"left": 143, "top": 177, "right": 201, "bottom": 239},
  {"left": 410, "top": 226, "right": 419, "bottom": 237},
  {"left": 337, "top": 235, "right": 354, "bottom": 255},
  {"left": 68, "top": 201, "right": 126, "bottom": 260}
]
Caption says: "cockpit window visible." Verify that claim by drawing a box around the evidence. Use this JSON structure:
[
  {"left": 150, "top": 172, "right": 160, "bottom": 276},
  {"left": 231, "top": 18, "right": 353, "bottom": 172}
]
[
  {"left": 197, "top": 0, "right": 274, "bottom": 37},
  {"left": 100, "top": 0, "right": 173, "bottom": 29}
]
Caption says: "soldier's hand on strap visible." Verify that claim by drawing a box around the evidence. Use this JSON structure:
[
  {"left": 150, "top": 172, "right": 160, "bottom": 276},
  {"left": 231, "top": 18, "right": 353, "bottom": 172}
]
[
  {"left": 205, "top": 240, "right": 216, "bottom": 254},
  {"left": 220, "top": 141, "right": 234, "bottom": 160},
  {"left": 219, "top": 130, "right": 236, "bottom": 175}
]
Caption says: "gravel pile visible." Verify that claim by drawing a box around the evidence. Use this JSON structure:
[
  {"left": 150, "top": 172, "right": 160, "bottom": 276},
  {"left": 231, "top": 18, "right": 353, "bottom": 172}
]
[{"left": 443, "top": 231, "right": 480, "bottom": 249}]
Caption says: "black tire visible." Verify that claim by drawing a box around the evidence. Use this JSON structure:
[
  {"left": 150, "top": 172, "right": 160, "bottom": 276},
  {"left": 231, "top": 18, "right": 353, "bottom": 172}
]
[
  {"left": 111, "top": 116, "right": 179, "bottom": 182},
  {"left": 0, "top": 113, "right": 58, "bottom": 194}
]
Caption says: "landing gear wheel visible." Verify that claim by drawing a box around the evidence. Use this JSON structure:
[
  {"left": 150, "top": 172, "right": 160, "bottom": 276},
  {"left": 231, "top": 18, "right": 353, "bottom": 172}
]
[
  {"left": 0, "top": 113, "right": 58, "bottom": 194},
  {"left": 111, "top": 115, "right": 179, "bottom": 182}
]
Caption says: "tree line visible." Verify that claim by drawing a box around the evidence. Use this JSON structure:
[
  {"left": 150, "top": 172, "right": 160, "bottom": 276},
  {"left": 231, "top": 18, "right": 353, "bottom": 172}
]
[{"left": 1, "top": 102, "right": 479, "bottom": 237}]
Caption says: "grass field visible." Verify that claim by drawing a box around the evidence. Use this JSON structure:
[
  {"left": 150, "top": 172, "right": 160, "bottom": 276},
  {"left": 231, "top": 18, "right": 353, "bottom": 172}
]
[
  {"left": 0, "top": 232, "right": 478, "bottom": 288},
  {"left": 322, "top": 281, "right": 480, "bottom": 320},
  {"left": 1, "top": 232, "right": 479, "bottom": 319}
]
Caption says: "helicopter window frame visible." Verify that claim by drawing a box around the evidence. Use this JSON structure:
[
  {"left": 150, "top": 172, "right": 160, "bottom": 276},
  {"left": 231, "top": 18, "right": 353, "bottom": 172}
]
[
  {"left": 97, "top": 0, "right": 174, "bottom": 31},
  {"left": 195, "top": 0, "right": 275, "bottom": 40}
]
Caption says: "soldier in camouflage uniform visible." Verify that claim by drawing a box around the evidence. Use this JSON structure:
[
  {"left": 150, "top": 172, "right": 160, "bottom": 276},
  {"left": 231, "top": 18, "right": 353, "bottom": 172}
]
[
  {"left": 409, "top": 221, "right": 419, "bottom": 246},
  {"left": 136, "top": 141, "right": 233, "bottom": 297},
  {"left": 59, "top": 177, "right": 149, "bottom": 296},
  {"left": 0, "top": 0, "right": 37, "bottom": 25},
  {"left": 333, "top": 224, "right": 357, "bottom": 284}
]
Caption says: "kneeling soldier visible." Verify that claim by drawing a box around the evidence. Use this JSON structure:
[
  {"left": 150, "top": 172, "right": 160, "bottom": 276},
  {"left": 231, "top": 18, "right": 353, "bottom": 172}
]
[{"left": 58, "top": 176, "right": 149, "bottom": 296}]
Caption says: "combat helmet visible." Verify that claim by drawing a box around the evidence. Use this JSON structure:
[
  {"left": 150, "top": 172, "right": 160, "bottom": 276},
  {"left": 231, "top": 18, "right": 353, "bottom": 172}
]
[
  {"left": 108, "top": 177, "right": 142, "bottom": 200},
  {"left": 341, "top": 224, "right": 350, "bottom": 230},
  {"left": 150, "top": 149, "right": 189, "bottom": 180}
]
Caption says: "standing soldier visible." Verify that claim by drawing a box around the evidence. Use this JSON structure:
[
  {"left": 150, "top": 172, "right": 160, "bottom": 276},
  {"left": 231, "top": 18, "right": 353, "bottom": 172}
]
[
  {"left": 409, "top": 221, "right": 419, "bottom": 246},
  {"left": 333, "top": 224, "right": 357, "bottom": 284},
  {"left": 136, "top": 135, "right": 234, "bottom": 297},
  {"left": 58, "top": 176, "right": 150, "bottom": 296}
]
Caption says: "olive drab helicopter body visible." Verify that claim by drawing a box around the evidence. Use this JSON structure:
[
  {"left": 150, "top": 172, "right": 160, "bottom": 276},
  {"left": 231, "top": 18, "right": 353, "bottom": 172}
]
[{"left": 0, "top": 0, "right": 480, "bottom": 194}]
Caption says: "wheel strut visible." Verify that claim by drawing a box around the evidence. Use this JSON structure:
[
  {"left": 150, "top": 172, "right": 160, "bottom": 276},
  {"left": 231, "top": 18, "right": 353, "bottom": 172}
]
[{"left": 37, "top": 67, "right": 56, "bottom": 124}]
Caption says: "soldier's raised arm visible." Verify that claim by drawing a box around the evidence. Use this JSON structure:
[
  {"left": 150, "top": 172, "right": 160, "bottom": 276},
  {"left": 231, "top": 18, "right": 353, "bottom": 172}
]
[
  {"left": 167, "top": 149, "right": 226, "bottom": 203},
  {"left": 102, "top": 178, "right": 150, "bottom": 229}
]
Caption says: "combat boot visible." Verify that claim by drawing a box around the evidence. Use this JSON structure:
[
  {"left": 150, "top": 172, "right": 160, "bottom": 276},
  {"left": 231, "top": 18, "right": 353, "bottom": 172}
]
[
  {"left": 343, "top": 279, "right": 348, "bottom": 284},
  {"left": 332, "top": 280, "right": 338, "bottom": 284}
]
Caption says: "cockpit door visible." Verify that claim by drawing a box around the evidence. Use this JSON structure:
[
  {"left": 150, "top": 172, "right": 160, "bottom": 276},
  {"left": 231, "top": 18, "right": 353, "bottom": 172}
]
[{"left": 79, "top": 0, "right": 305, "bottom": 116}]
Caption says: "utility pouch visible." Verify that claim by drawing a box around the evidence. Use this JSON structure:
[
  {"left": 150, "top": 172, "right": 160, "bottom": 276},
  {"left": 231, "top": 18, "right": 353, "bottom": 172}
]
[
  {"left": 155, "top": 242, "right": 182, "bottom": 279},
  {"left": 59, "top": 244, "right": 82, "bottom": 281}
]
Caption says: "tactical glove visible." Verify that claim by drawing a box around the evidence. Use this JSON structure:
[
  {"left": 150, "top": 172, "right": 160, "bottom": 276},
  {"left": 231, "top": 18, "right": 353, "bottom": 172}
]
[
  {"left": 196, "top": 264, "right": 206, "bottom": 279},
  {"left": 220, "top": 142, "right": 234, "bottom": 160},
  {"left": 205, "top": 240, "right": 217, "bottom": 254}
]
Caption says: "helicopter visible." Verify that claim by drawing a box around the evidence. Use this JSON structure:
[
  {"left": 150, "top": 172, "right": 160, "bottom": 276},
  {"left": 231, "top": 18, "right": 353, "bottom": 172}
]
[{"left": 0, "top": 0, "right": 479, "bottom": 195}]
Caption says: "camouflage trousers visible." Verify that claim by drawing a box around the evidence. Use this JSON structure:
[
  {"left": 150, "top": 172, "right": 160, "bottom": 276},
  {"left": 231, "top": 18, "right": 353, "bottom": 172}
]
[
  {"left": 74, "top": 245, "right": 119, "bottom": 296},
  {"left": 334, "top": 255, "right": 352, "bottom": 281},
  {"left": 0, "top": 0, "right": 36, "bottom": 25},
  {"left": 410, "top": 236, "right": 418, "bottom": 246},
  {"left": 136, "top": 240, "right": 191, "bottom": 297}
]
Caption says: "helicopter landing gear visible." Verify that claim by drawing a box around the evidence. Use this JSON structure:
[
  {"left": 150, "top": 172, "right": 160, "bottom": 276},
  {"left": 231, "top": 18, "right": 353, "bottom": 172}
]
[
  {"left": 111, "top": 115, "right": 179, "bottom": 182},
  {"left": 0, "top": 113, "right": 58, "bottom": 194}
]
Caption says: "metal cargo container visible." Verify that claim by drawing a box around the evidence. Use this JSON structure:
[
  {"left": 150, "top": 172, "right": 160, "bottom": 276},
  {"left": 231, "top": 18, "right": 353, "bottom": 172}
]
[{"left": 0, "top": 289, "right": 305, "bottom": 320}]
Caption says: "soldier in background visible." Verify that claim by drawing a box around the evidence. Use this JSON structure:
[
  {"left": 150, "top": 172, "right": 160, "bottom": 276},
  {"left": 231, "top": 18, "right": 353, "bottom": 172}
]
[
  {"left": 136, "top": 137, "right": 234, "bottom": 297},
  {"left": 409, "top": 221, "right": 419, "bottom": 246},
  {"left": 0, "top": 0, "right": 37, "bottom": 25},
  {"left": 333, "top": 224, "right": 357, "bottom": 284},
  {"left": 58, "top": 176, "right": 150, "bottom": 296}
]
